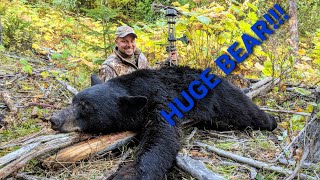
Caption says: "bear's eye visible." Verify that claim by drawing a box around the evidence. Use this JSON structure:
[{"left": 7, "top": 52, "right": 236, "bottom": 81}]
[{"left": 78, "top": 101, "right": 92, "bottom": 112}]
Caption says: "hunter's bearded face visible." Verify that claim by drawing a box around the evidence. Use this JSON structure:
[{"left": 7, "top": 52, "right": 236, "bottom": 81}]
[{"left": 115, "top": 34, "right": 136, "bottom": 57}]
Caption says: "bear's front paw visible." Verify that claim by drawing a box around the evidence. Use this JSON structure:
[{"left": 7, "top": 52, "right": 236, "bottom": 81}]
[{"left": 106, "top": 162, "right": 140, "bottom": 180}]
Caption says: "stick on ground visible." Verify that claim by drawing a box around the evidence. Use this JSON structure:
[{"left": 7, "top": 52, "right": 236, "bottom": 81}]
[
  {"left": 195, "top": 142, "right": 316, "bottom": 180},
  {"left": 0, "top": 91, "right": 17, "bottom": 113}
]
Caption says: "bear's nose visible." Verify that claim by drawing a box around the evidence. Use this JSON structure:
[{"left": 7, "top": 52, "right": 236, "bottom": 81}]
[{"left": 49, "top": 116, "right": 61, "bottom": 130}]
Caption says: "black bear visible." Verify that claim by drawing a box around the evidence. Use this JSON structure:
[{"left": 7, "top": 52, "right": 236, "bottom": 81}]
[{"left": 50, "top": 66, "right": 277, "bottom": 179}]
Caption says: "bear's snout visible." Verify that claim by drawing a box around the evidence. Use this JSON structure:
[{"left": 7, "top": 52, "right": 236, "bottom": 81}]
[
  {"left": 50, "top": 116, "right": 62, "bottom": 131},
  {"left": 268, "top": 115, "right": 277, "bottom": 131},
  {"left": 49, "top": 106, "right": 82, "bottom": 133}
]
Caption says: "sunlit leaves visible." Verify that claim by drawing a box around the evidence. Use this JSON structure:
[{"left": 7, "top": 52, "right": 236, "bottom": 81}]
[
  {"left": 262, "top": 60, "right": 273, "bottom": 76},
  {"left": 247, "top": 2, "right": 258, "bottom": 11}
]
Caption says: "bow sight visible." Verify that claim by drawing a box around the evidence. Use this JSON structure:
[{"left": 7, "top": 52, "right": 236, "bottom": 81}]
[{"left": 163, "top": 8, "right": 189, "bottom": 66}]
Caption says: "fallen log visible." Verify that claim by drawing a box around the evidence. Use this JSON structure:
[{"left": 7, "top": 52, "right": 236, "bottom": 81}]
[
  {"left": 0, "top": 134, "right": 80, "bottom": 179},
  {"left": 43, "top": 131, "right": 136, "bottom": 168},
  {"left": 0, "top": 132, "right": 135, "bottom": 179},
  {"left": 0, "top": 142, "right": 40, "bottom": 167}
]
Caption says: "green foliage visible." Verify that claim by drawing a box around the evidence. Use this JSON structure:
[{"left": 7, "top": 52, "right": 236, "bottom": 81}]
[
  {"left": 1, "top": 118, "right": 41, "bottom": 144},
  {"left": 81, "top": 6, "right": 118, "bottom": 58},
  {"left": 1, "top": 8, "right": 34, "bottom": 52},
  {"left": 19, "top": 58, "right": 33, "bottom": 74},
  {"left": 311, "top": 29, "right": 320, "bottom": 69},
  {"left": 51, "top": 0, "right": 77, "bottom": 11},
  {"left": 297, "top": 1, "right": 320, "bottom": 35}
]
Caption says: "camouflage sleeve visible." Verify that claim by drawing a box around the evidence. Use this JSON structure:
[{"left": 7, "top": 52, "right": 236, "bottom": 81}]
[
  {"left": 99, "top": 64, "right": 118, "bottom": 82},
  {"left": 138, "top": 53, "right": 149, "bottom": 69}
]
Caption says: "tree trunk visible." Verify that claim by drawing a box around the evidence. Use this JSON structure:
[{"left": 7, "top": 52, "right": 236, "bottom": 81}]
[{"left": 288, "top": 0, "right": 299, "bottom": 59}]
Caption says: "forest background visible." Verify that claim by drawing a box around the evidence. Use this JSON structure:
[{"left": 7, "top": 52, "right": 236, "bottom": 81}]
[{"left": 0, "top": 0, "right": 320, "bottom": 179}]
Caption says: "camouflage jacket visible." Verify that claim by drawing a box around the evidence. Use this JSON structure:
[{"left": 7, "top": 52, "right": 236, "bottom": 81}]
[{"left": 99, "top": 47, "right": 149, "bottom": 82}]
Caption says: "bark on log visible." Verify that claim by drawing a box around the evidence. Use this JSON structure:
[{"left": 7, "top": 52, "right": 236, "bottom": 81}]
[
  {"left": 176, "top": 154, "right": 226, "bottom": 180},
  {"left": 43, "top": 131, "right": 136, "bottom": 168}
]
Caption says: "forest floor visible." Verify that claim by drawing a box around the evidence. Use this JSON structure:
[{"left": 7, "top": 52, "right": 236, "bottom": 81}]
[{"left": 0, "top": 52, "right": 319, "bottom": 180}]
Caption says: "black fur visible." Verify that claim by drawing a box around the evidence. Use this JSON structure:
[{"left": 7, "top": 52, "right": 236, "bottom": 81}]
[{"left": 50, "top": 66, "right": 277, "bottom": 179}]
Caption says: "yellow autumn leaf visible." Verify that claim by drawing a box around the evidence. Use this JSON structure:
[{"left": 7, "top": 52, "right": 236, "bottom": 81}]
[
  {"left": 32, "top": 43, "right": 41, "bottom": 50},
  {"left": 298, "top": 49, "right": 306, "bottom": 56},
  {"left": 279, "top": 122, "right": 289, "bottom": 129},
  {"left": 43, "top": 35, "right": 53, "bottom": 41}
]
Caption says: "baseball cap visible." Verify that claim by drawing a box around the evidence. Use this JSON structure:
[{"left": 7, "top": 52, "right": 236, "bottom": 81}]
[{"left": 115, "top": 26, "right": 137, "bottom": 39}]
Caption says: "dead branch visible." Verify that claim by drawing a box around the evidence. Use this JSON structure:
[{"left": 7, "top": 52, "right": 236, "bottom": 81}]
[
  {"left": 250, "top": 77, "right": 273, "bottom": 90},
  {"left": 0, "top": 91, "right": 17, "bottom": 113},
  {"left": 272, "top": 116, "right": 317, "bottom": 163},
  {"left": 176, "top": 154, "right": 226, "bottom": 180},
  {"left": 247, "top": 78, "right": 280, "bottom": 99},
  {"left": 284, "top": 148, "right": 309, "bottom": 180},
  {"left": 301, "top": 86, "right": 320, "bottom": 163},
  {"left": 43, "top": 131, "right": 136, "bottom": 169},
  {"left": 185, "top": 127, "right": 197, "bottom": 144},
  {"left": 0, "top": 132, "right": 136, "bottom": 178},
  {"left": 0, "top": 134, "right": 80, "bottom": 179},
  {"left": 278, "top": 158, "right": 319, "bottom": 170},
  {"left": 57, "top": 80, "right": 78, "bottom": 95},
  {"left": 195, "top": 142, "right": 316, "bottom": 180},
  {"left": 0, "top": 142, "right": 41, "bottom": 167},
  {"left": 259, "top": 107, "right": 311, "bottom": 116}
]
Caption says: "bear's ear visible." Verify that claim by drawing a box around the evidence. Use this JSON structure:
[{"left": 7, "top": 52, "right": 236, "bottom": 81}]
[
  {"left": 90, "top": 74, "right": 103, "bottom": 86},
  {"left": 118, "top": 96, "right": 148, "bottom": 113}
]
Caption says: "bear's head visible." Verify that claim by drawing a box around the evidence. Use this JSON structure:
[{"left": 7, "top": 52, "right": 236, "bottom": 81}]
[{"left": 50, "top": 75, "right": 148, "bottom": 133}]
